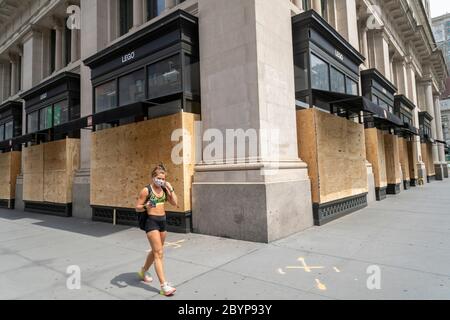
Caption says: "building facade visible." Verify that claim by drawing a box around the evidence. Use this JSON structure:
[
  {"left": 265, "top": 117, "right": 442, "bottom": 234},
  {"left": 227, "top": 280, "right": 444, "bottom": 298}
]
[{"left": 0, "top": 0, "right": 448, "bottom": 243}]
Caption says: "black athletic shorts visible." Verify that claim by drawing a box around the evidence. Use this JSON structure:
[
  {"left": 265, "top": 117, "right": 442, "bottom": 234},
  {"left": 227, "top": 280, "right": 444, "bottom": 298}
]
[{"left": 144, "top": 215, "right": 167, "bottom": 233}]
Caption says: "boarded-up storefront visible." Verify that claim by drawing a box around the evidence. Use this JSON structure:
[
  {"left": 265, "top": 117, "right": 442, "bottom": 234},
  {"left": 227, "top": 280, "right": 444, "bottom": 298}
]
[{"left": 22, "top": 138, "right": 80, "bottom": 215}]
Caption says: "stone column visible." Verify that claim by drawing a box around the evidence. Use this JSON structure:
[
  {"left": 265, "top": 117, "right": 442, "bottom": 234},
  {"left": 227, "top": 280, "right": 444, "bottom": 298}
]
[
  {"left": 394, "top": 59, "right": 409, "bottom": 97},
  {"left": 9, "top": 54, "right": 18, "bottom": 96},
  {"left": 405, "top": 59, "right": 425, "bottom": 181},
  {"left": 165, "top": 0, "right": 176, "bottom": 11},
  {"left": 423, "top": 79, "right": 442, "bottom": 179},
  {"left": 70, "top": 28, "right": 80, "bottom": 62},
  {"left": 293, "top": 0, "right": 304, "bottom": 10},
  {"left": 21, "top": 28, "right": 43, "bottom": 91},
  {"left": 133, "top": 0, "right": 143, "bottom": 28},
  {"left": 335, "top": 0, "right": 359, "bottom": 49},
  {"left": 193, "top": 0, "right": 313, "bottom": 243},
  {"left": 71, "top": 0, "right": 110, "bottom": 219},
  {"left": 0, "top": 62, "right": 11, "bottom": 102},
  {"left": 312, "top": 0, "right": 322, "bottom": 14},
  {"left": 434, "top": 96, "right": 448, "bottom": 178},
  {"left": 54, "top": 23, "right": 63, "bottom": 71},
  {"left": 359, "top": 21, "right": 369, "bottom": 67},
  {"left": 368, "top": 29, "right": 391, "bottom": 81}
]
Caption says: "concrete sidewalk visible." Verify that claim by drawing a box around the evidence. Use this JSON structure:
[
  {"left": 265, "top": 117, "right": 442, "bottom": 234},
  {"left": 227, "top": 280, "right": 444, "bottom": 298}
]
[{"left": 1, "top": 179, "right": 450, "bottom": 300}]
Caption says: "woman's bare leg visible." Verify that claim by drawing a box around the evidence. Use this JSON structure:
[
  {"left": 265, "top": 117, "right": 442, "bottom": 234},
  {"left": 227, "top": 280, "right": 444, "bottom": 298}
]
[
  {"left": 147, "top": 230, "right": 166, "bottom": 284},
  {"left": 143, "top": 231, "right": 166, "bottom": 271}
]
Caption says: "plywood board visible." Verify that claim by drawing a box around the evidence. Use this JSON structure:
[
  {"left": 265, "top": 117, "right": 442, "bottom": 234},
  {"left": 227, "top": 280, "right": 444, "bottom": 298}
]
[
  {"left": 297, "top": 109, "right": 368, "bottom": 204},
  {"left": 296, "top": 109, "right": 319, "bottom": 203},
  {"left": 0, "top": 152, "right": 20, "bottom": 199},
  {"left": 421, "top": 142, "right": 435, "bottom": 176},
  {"left": 91, "top": 112, "right": 198, "bottom": 213},
  {"left": 407, "top": 141, "right": 418, "bottom": 180},
  {"left": 364, "top": 128, "right": 387, "bottom": 188},
  {"left": 384, "top": 133, "right": 402, "bottom": 185},
  {"left": 398, "top": 138, "right": 410, "bottom": 181},
  {"left": 23, "top": 144, "right": 44, "bottom": 202},
  {"left": 23, "top": 139, "right": 80, "bottom": 204}
]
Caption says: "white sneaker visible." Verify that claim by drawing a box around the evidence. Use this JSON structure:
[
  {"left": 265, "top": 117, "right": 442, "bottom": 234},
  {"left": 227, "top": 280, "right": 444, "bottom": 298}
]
[
  {"left": 160, "top": 282, "right": 176, "bottom": 296},
  {"left": 137, "top": 268, "right": 153, "bottom": 283}
]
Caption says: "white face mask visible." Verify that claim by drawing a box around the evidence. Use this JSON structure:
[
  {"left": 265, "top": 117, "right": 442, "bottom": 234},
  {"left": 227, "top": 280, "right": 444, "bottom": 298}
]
[{"left": 153, "top": 177, "right": 166, "bottom": 188}]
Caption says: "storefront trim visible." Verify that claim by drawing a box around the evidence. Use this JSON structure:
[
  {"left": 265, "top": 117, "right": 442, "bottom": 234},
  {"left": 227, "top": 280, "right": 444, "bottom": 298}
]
[
  {"left": 375, "top": 187, "right": 387, "bottom": 201},
  {"left": 24, "top": 201, "right": 72, "bottom": 217},
  {"left": 91, "top": 205, "right": 192, "bottom": 233},
  {"left": 312, "top": 193, "right": 368, "bottom": 226},
  {"left": 386, "top": 183, "right": 401, "bottom": 195}
]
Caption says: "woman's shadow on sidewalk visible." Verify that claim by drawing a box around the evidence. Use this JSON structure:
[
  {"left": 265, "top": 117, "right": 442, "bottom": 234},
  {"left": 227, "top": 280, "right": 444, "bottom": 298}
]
[{"left": 110, "top": 273, "right": 160, "bottom": 294}]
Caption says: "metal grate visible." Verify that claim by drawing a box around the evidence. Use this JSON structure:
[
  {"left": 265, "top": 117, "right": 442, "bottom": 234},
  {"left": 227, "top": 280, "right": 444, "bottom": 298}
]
[
  {"left": 92, "top": 207, "right": 114, "bottom": 223},
  {"left": 0, "top": 199, "right": 9, "bottom": 209},
  {"left": 24, "top": 201, "right": 71, "bottom": 217},
  {"left": 314, "top": 194, "right": 367, "bottom": 226},
  {"left": 375, "top": 187, "right": 387, "bottom": 201},
  {"left": 116, "top": 209, "right": 139, "bottom": 227}
]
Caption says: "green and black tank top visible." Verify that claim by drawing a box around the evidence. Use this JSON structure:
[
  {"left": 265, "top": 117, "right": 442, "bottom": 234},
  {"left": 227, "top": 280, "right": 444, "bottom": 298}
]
[{"left": 146, "top": 185, "right": 167, "bottom": 208}]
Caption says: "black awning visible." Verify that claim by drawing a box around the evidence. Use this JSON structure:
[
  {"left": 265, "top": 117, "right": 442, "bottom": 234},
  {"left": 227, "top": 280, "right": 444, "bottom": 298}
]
[
  {"left": 53, "top": 116, "right": 91, "bottom": 135},
  {"left": 324, "top": 92, "right": 404, "bottom": 127},
  {"left": 92, "top": 101, "right": 156, "bottom": 126},
  {"left": 399, "top": 123, "right": 420, "bottom": 136}
]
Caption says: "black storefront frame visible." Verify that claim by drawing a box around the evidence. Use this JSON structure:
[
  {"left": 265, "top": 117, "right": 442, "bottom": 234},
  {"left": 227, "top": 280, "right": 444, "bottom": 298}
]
[
  {"left": 85, "top": 10, "right": 200, "bottom": 133},
  {"left": 18, "top": 72, "right": 81, "bottom": 217},
  {"left": 84, "top": 10, "right": 198, "bottom": 232},
  {"left": 293, "top": 10, "right": 365, "bottom": 117},
  {"left": 0, "top": 101, "right": 23, "bottom": 153},
  {"left": 394, "top": 95, "right": 419, "bottom": 140},
  {"left": 293, "top": 10, "right": 371, "bottom": 226},
  {"left": 20, "top": 72, "right": 81, "bottom": 146},
  {"left": 419, "top": 111, "right": 434, "bottom": 144}
]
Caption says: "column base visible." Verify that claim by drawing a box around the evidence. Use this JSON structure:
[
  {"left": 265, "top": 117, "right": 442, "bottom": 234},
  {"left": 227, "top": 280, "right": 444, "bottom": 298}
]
[
  {"left": 417, "top": 163, "right": 426, "bottom": 186},
  {"left": 410, "top": 178, "right": 417, "bottom": 187},
  {"left": 386, "top": 183, "right": 401, "bottom": 195},
  {"left": 375, "top": 186, "right": 387, "bottom": 201},
  {"left": 14, "top": 174, "right": 24, "bottom": 211},
  {"left": 72, "top": 168, "right": 91, "bottom": 219},
  {"left": 192, "top": 162, "right": 313, "bottom": 243},
  {"left": 403, "top": 180, "right": 411, "bottom": 190},
  {"left": 443, "top": 163, "right": 449, "bottom": 178},
  {"left": 427, "top": 175, "right": 435, "bottom": 183},
  {"left": 434, "top": 163, "right": 444, "bottom": 181},
  {"left": 366, "top": 163, "right": 376, "bottom": 204}
]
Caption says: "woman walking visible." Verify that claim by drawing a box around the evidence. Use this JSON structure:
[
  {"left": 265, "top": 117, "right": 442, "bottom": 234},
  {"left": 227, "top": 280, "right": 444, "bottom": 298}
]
[{"left": 135, "top": 163, "right": 178, "bottom": 296}]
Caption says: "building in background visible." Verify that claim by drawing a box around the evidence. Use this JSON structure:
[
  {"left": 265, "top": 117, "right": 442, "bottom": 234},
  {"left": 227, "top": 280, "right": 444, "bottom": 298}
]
[
  {"left": 432, "top": 12, "right": 450, "bottom": 99},
  {"left": 0, "top": 0, "right": 448, "bottom": 243}
]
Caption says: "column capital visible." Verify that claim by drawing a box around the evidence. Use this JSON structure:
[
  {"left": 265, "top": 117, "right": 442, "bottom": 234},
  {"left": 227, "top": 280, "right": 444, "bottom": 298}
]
[{"left": 51, "top": 16, "right": 64, "bottom": 30}]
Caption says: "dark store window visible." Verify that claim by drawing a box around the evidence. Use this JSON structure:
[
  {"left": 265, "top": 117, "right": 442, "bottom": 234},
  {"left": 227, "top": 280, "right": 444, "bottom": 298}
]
[
  {"left": 294, "top": 52, "right": 308, "bottom": 91},
  {"left": 119, "top": 69, "right": 146, "bottom": 106},
  {"left": 184, "top": 55, "right": 200, "bottom": 95},
  {"left": 0, "top": 124, "right": 4, "bottom": 141},
  {"left": 346, "top": 78, "right": 358, "bottom": 95},
  {"left": 95, "top": 80, "right": 117, "bottom": 112},
  {"left": 28, "top": 111, "right": 39, "bottom": 133},
  {"left": 330, "top": 67, "right": 345, "bottom": 94},
  {"left": 311, "top": 54, "right": 329, "bottom": 91},
  {"left": 148, "top": 55, "right": 182, "bottom": 99},
  {"left": 4, "top": 121, "right": 13, "bottom": 140},
  {"left": 39, "top": 106, "right": 53, "bottom": 130},
  {"left": 53, "top": 100, "right": 69, "bottom": 126}
]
